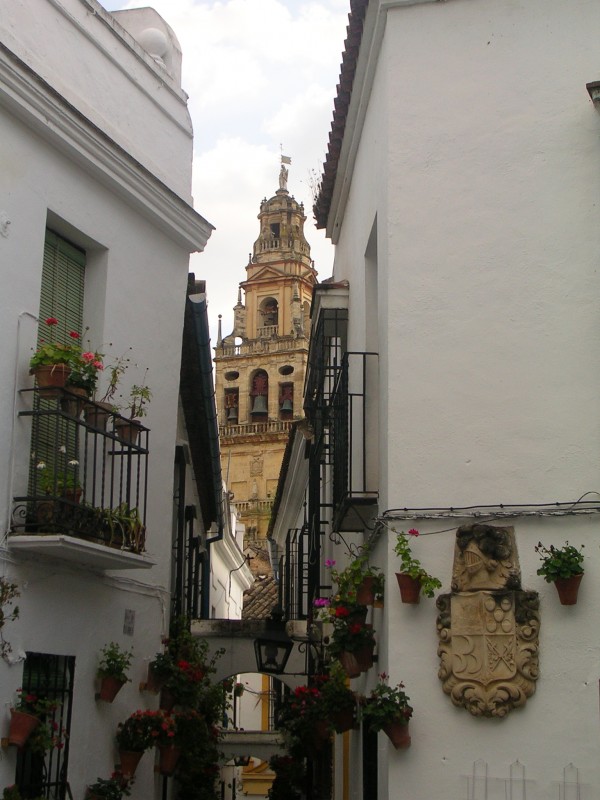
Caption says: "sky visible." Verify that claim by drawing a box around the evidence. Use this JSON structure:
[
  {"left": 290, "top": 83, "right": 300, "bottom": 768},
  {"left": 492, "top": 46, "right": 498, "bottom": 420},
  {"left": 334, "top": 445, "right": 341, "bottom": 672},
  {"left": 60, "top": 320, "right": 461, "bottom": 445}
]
[{"left": 101, "top": 0, "right": 349, "bottom": 339}]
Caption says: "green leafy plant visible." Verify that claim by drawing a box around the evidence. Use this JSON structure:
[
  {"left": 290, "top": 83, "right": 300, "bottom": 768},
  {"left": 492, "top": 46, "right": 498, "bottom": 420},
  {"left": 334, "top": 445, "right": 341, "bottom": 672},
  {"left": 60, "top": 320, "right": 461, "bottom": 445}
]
[
  {"left": 394, "top": 528, "right": 442, "bottom": 598},
  {"left": 317, "top": 662, "right": 357, "bottom": 729},
  {"left": 98, "top": 642, "right": 133, "bottom": 683},
  {"left": 29, "top": 318, "right": 81, "bottom": 370},
  {"left": 361, "top": 673, "right": 413, "bottom": 732},
  {"left": 36, "top": 462, "right": 80, "bottom": 495},
  {"left": 13, "top": 689, "right": 59, "bottom": 717},
  {"left": 329, "top": 554, "right": 384, "bottom": 604},
  {"left": 85, "top": 775, "right": 132, "bottom": 800},
  {"left": 327, "top": 613, "right": 375, "bottom": 658},
  {"left": 535, "top": 541, "right": 584, "bottom": 582},
  {"left": 68, "top": 349, "right": 104, "bottom": 395}
]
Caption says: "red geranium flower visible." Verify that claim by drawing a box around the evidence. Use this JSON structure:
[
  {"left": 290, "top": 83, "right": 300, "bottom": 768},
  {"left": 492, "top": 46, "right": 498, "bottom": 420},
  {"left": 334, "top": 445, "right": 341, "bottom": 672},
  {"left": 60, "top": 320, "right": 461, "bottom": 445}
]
[
  {"left": 68, "top": 331, "right": 80, "bottom": 339},
  {"left": 408, "top": 528, "right": 419, "bottom": 536},
  {"left": 45, "top": 317, "right": 58, "bottom": 326},
  {"left": 335, "top": 606, "right": 349, "bottom": 617}
]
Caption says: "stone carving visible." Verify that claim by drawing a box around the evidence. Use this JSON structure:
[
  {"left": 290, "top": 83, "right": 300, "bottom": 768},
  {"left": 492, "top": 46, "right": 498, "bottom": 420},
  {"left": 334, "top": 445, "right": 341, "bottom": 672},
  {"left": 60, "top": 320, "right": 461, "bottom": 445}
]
[
  {"left": 250, "top": 454, "right": 263, "bottom": 476},
  {"left": 437, "top": 524, "right": 539, "bottom": 718}
]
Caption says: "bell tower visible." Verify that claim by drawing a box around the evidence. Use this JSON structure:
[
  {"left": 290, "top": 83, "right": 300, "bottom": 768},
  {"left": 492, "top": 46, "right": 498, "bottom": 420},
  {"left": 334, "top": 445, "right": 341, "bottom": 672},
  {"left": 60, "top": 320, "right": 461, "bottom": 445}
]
[{"left": 214, "top": 163, "right": 317, "bottom": 574}]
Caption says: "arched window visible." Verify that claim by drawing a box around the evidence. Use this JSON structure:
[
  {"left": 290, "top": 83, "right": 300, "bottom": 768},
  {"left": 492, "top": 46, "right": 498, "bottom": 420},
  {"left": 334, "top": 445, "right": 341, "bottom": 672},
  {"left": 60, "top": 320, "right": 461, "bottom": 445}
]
[
  {"left": 259, "top": 297, "right": 278, "bottom": 329},
  {"left": 250, "top": 370, "right": 268, "bottom": 419}
]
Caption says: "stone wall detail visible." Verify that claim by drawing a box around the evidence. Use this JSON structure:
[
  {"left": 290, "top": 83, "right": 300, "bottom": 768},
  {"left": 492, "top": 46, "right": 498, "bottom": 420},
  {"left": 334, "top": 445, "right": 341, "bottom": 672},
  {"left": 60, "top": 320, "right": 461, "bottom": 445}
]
[{"left": 437, "top": 524, "right": 539, "bottom": 717}]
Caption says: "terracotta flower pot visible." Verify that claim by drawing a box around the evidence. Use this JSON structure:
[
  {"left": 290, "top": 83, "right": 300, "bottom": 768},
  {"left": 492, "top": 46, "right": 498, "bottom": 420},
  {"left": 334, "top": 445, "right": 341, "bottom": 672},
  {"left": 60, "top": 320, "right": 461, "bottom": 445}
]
[
  {"left": 396, "top": 573, "right": 421, "bottom": 604},
  {"left": 382, "top": 720, "right": 411, "bottom": 750},
  {"left": 32, "top": 364, "right": 71, "bottom": 396},
  {"left": 554, "top": 573, "right": 583, "bottom": 605},
  {"left": 115, "top": 417, "right": 143, "bottom": 445},
  {"left": 158, "top": 744, "right": 182, "bottom": 776},
  {"left": 332, "top": 707, "right": 356, "bottom": 733},
  {"left": 356, "top": 576, "right": 376, "bottom": 605},
  {"left": 354, "top": 641, "right": 375, "bottom": 673},
  {"left": 97, "top": 675, "right": 126, "bottom": 702},
  {"left": 144, "top": 665, "right": 165, "bottom": 694},
  {"left": 60, "top": 386, "right": 89, "bottom": 417},
  {"left": 84, "top": 401, "right": 113, "bottom": 431},
  {"left": 8, "top": 709, "right": 41, "bottom": 747},
  {"left": 118, "top": 750, "right": 144, "bottom": 778},
  {"left": 314, "top": 719, "right": 331, "bottom": 742},
  {"left": 337, "top": 650, "right": 361, "bottom": 679}
]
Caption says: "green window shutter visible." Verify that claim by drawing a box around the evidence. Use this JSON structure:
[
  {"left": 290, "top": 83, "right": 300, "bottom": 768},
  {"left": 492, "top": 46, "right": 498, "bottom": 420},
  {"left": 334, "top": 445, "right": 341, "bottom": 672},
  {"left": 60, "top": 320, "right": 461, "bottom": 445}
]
[
  {"left": 39, "top": 230, "right": 85, "bottom": 346},
  {"left": 30, "top": 231, "right": 86, "bottom": 494}
]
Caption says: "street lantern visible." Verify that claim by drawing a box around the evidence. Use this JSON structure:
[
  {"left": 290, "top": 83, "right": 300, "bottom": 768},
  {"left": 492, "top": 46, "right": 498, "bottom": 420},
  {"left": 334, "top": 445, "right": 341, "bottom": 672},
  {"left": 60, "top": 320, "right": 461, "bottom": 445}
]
[{"left": 254, "top": 606, "right": 294, "bottom": 674}]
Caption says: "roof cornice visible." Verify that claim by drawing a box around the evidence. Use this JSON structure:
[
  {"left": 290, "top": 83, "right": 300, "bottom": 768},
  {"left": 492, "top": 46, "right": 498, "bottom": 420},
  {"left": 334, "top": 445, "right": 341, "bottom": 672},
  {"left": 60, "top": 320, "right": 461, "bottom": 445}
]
[{"left": 0, "top": 42, "right": 213, "bottom": 252}]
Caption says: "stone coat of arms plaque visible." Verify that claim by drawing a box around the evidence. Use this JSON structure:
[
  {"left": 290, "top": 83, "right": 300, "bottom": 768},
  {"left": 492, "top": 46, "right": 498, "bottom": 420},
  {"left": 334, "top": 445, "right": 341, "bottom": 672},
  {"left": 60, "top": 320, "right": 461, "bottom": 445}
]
[{"left": 437, "top": 523, "right": 539, "bottom": 717}]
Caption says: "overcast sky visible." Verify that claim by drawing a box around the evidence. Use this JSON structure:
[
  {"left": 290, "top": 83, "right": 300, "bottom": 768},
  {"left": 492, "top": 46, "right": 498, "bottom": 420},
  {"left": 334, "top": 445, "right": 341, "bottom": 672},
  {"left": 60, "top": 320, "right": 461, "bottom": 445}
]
[{"left": 101, "top": 0, "right": 349, "bottom": 339}]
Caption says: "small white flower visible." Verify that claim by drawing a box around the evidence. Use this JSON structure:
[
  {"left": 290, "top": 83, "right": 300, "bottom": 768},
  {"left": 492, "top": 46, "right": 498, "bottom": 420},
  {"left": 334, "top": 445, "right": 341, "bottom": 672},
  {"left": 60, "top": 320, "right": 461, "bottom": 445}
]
[
  {"left": 58, "top": 445, "right": 67, "bottom": 454},
  {"left": 68, "top": 460, "right": 79, "bottom": 467},
  {"left": 36, "top": 461, "right": 46, "bottom": 470}
]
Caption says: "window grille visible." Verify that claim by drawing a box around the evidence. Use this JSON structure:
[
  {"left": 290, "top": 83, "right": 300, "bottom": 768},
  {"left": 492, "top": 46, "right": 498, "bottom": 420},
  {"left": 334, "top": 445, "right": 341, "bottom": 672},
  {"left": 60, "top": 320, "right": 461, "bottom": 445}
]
[{"left": 15, "top": 652, "right": 75, "bottom": 800}]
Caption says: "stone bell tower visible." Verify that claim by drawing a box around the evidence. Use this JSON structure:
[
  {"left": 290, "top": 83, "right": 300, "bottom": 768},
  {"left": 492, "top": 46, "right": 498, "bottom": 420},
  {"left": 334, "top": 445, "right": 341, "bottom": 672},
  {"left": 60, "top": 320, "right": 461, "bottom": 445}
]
[{"left": 214, "top": 163, "right": 317, "bottom": 575}]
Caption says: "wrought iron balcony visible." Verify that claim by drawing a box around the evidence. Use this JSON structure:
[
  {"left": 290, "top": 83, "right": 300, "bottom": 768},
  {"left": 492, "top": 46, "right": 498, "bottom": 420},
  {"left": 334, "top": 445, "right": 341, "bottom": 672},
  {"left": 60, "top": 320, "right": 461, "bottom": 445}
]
[
  {"left": 330, "top": 352, "right": 379, "bottom": 532},
  {"left": 10, "top": 388, "right": 154, "bottom": 571}
]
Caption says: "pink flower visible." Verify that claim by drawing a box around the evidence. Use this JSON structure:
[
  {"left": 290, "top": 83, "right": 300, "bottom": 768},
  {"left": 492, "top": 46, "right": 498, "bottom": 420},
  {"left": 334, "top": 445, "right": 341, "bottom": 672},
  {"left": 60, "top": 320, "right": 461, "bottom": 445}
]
[
  {"left": 408, "top": 528, "right": 419, "bottom": 536},
  {"left": 45, "top": 317, "right": 58, "bottom": 326},
  {"left": 93, "top": 361, "right": 104, "bottom": 369},
  {"left": 313, "top": 597, "right": 330, "bottom": 607},
  {"left": 325, "top": 559, "right": 336, "bottom": 568},
  {"left": 82, "top": 352, "right": 95, "bottom": 362}
]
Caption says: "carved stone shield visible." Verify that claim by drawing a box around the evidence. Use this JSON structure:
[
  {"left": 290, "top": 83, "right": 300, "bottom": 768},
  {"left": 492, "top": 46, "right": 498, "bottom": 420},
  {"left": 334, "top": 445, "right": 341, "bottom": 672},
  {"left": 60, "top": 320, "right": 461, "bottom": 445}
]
[{"left": 437, "top": 524, "right": 539, "bottom": 718}]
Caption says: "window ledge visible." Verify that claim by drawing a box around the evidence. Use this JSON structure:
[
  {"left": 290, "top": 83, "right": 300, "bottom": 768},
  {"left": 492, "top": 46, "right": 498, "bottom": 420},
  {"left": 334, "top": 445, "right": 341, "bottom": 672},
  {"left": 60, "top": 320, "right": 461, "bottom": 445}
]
[{"left": 8, "top": 534, "right": 156, "bottom": 572}]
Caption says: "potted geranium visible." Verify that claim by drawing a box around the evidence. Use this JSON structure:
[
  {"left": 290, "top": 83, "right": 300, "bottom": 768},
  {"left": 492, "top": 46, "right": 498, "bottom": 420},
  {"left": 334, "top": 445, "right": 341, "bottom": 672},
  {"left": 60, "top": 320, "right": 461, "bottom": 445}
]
[
  {"left": 535, "top": 541, "right": 584, "bottom": 605},
  {"left": 115, "top": 710, "right": 155, "bottom": 777},
  {"left": 85, "top": 775, "right": 132, "bottom": 800},
  {"left": 8, "top": 689, "right": 60, "bottom": 748},
  {"left": 318, "top": 662, "right": 358, "bottom": 733},
  {"left": 29, "top": 317, "right": 81, "bottom": 392},
  {"left": 277, "top": 682, "right": 327, "bottom": 745},
  {"left": 97, "top": 642, "right": 133, "bottom": 703},
  {"left": 329, "top": 554, "right": 384, "bottom": 606},
  {"left": 148, "top": 711, "right": 181, "bottom": 776},
  {"left": 328, "top": 612, "right": 376, "bottom": 678},
  {"left": 361, "top": 673, "right": 413, "bottom": 749},
  {"left": 394, "top": 529, "right": 441, "bottom": 603},
  {"left": 144, "top": 649, "right": 175, "bottom": 694}
]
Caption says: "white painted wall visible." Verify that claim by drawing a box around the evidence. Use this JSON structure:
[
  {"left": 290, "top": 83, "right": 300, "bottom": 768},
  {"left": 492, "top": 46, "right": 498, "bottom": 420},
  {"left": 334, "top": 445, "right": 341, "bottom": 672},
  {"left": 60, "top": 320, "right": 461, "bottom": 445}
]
[
  {"left": 0, "top": 2, "right": 209, "bottom": 798},
  {"left": 327, "top": 0, "right": 600, "bottom": 797}
]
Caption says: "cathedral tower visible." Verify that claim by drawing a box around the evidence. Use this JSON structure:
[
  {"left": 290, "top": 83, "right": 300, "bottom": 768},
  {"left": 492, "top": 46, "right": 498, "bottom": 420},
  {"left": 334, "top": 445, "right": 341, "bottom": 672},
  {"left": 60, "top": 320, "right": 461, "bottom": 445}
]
[{"left": 214, "top": 164, "right": 317, "bottom": 574}]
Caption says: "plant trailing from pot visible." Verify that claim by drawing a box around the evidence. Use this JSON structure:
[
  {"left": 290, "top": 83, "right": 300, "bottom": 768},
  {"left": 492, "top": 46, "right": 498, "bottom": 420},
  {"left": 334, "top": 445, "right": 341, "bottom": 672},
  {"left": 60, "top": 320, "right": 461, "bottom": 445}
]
[
  {"left": 277, "top": 682, "right": 326, "bottom": 744},
  {"left": 361, "top": 672, "right": 413, "bottom": 749},
  {"left": 85, "top": 775, "right": 133, "bottom": 800},
  {"left": 97, "top": 642, "right": 133, "bottom": 702},
  {"left": 8, "top": 689, "right": 60, "bottom": 748},
  {"left": 329, "top": 553, "right": 384, "bottom": 605},
  {"left": 535, "top": 540, "right": 585, "bottom": 605},
  {"left": 116, "top": 710, "right": 156, "bottom": 752},
  {"left": 111, "top": 504, "right": 146, "bottom": 553},
  {"left": 394, "top": 528, "right": 442, "bottom": 601},
  {"left": 0, "top": 577, "right": 19, "bottom": 660}
]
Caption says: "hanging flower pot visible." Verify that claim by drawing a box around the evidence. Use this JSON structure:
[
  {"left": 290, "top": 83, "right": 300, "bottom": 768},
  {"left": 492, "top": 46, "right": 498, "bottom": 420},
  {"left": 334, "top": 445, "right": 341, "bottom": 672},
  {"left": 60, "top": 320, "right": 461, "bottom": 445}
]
[
  {"left": 97, "top": 675, "right": 126, "bottom": 703},
  {"left": 337, "top": 651, "right": 361, "bottom": 679},
  {"left": 554, "top": 573, "right": 583, "bottom": 605},
  {"left": 8, "top": 709, "right": 41, "bottom": 747},
  {"left": 332, "top": 707, "right": 356, "bottom": 733},
  {"left": 157, "top": 744, "right": 182, "bottom": 776},
  {"left": 354, "top": 641, "right": 375, "bottom": 673},
  {"left": 118, "top": 750, "right": 144, "bottom": 778},
  {"left": 144, "top": 664, "right": 166, "bottom": 694},
  {"left": 396, "top": 573, "right": 421, "bottom": 604},
  {"left": 382, "top": 719, "right": 411, "bottom": 750},
  {"left": 356, "top": 576, "right": 376, "bottom": 606}
]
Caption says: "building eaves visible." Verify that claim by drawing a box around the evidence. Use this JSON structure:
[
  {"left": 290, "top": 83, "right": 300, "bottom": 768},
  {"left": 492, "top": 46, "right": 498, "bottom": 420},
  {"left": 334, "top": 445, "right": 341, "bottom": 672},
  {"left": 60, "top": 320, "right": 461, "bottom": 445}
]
[{"left": 313, "top": 0, "right": 369, "bottom": 230}]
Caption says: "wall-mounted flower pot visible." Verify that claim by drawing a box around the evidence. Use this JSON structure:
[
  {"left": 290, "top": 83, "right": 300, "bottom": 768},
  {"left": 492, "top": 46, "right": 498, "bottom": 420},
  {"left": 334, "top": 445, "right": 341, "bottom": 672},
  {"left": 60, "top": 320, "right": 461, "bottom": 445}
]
[
  {"left": 60, "top": 386, "right": 89, "bottom": 417},
  {"left": 143, "top": 665, "right": 165, "bottom": 694},
  {"left": 84, "top": 401, "right": 113, "bottom": 431},
  {"left": 118, "top": 750, "right": 144, "bottom": 778},
  {"left": 396, "top": 573, "right": 421, "bottom": 604},
  {"left": 332, "top": 707, "right": 356, "bottom": 733},
  {"left": 97, "top": 675, "right": 126, "bottom": 702},
  {"left": 356, "top": 576, "right": 376, "bottom": 605},
  {"left": 354, "top": 641, "right": 375, "bottom": 673},
  {"left": 8, "top": 709, "right": 41, "bottom": 747},
  {"left": 115, "top": 418, "right": 142, "bottom": 445},
  {"left": 157, "top": 744, "right": 182, "bottom": 776},
  {"left": 382, "top": 720, "right": 411, "bottom": 750},
  {"left": 338, "top": 651, "right": 361, "bottom": 679},
  {"left": 31, "top": 364, "right": 71, "bottom": 397},
  {"left": 554, "top": 573, "right": 583, "bottom": 605},
  {"left": 159, "top": 687, "right": 176, "bottom": 712}
]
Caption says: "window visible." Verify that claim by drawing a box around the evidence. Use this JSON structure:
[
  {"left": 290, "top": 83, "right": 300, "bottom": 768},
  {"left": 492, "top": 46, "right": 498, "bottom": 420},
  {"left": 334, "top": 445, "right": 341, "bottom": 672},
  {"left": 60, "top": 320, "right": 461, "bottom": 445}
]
[{"left": 15, "top": 652, "right": 75, "bottom": 800}]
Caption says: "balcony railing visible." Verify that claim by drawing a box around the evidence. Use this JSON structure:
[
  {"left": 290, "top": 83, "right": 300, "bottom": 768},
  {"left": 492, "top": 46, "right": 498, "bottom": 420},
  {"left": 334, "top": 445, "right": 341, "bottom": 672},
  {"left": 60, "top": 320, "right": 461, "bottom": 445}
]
[
  {"left": 330, "top": 352, "right": 379, "bottom": 531},
  {"left": 216, "top": 337, "right": 307, "bottom": 358},
  {"left": 219, "top": 419, "right": 293, "bottom": 438},
  {"left": 10, "top": 388, "right": 152, "bottom": 570},
  {"left": 256, "top": 325, "right": 278, "bottom": 338}
]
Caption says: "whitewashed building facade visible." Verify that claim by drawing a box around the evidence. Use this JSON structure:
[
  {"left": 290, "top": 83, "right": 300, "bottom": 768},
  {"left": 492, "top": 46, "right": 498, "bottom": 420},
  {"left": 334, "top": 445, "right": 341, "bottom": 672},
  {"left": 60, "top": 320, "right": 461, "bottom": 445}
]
[
  {"left": 273, "top": 1, "right": 600, "bottom": 798},
  {"left": 0, "top": 1, "right": 212, "bottom": 797}
]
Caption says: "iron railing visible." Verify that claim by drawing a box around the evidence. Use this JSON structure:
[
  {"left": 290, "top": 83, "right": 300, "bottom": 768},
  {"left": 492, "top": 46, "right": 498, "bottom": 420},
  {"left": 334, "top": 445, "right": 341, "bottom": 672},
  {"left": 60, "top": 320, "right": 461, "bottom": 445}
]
[
  {"left": 330, "top": 352, "right": 379, "bottom": 531},
  {"left": 12, "top": 388, "right": 149, "bottom": 554},
  {"left": 279, "top": 527, "right": 311, "bottom": 620}
]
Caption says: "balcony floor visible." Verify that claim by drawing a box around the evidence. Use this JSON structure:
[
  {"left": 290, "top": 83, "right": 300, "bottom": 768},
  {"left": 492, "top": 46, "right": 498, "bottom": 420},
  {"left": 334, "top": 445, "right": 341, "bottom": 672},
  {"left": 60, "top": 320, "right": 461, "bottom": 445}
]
[{"left": 8, "top": 533, "right": 156, "bottom": 572}]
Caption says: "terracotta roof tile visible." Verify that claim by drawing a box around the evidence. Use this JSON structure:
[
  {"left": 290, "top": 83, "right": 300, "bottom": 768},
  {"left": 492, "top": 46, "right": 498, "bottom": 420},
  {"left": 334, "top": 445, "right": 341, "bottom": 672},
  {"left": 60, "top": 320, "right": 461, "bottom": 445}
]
[{"left": 242, "top": 575, "right": 279, "bottom": 620}]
